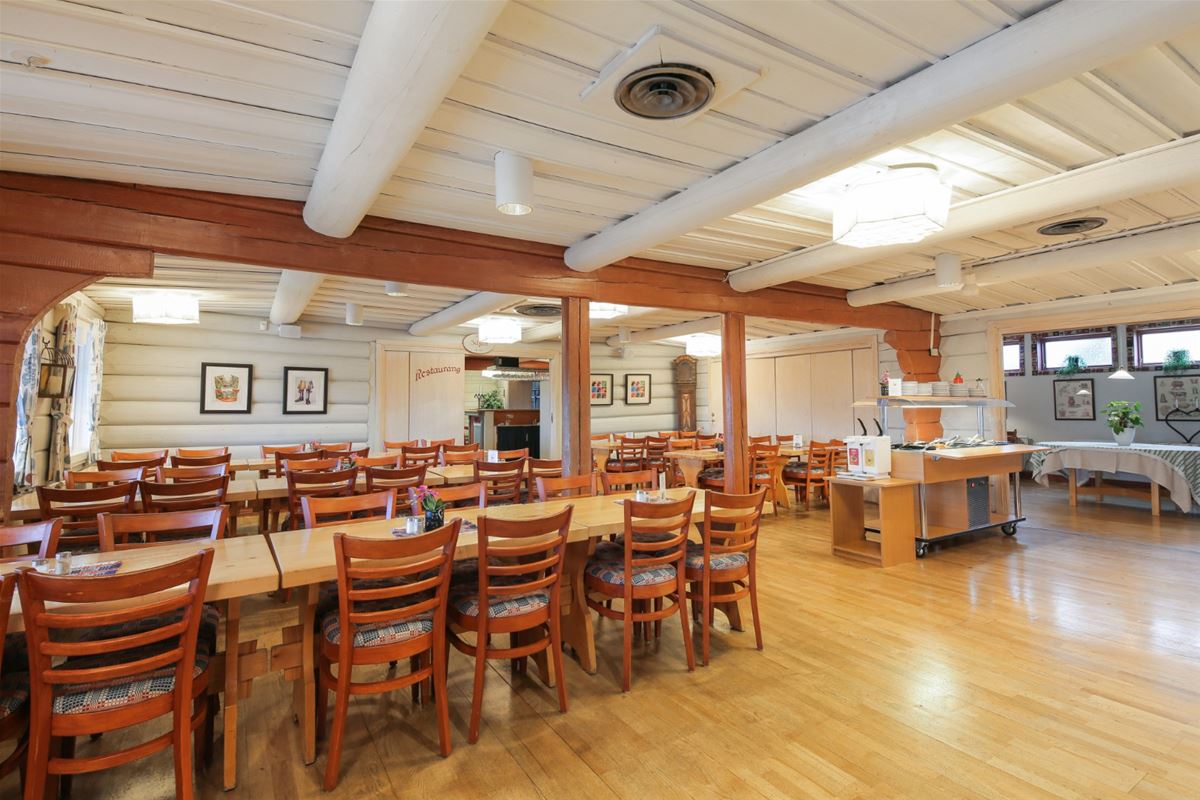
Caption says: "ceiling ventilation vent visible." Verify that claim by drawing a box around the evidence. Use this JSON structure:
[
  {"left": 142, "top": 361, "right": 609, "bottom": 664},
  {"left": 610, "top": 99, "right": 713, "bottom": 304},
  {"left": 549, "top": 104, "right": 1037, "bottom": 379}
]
[
  {"left": 514, "top": 303, "right": 561, "bottom": 318},
  {"left": 1037, "top": 217, "right": 1107, "bottom": 236},
  {"left": 615, "top": 63, "right": 715, "bottom": 120}
]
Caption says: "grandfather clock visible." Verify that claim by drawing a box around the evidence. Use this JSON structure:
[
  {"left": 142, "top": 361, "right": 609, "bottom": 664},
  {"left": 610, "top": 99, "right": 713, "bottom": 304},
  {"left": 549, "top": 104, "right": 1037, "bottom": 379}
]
[{"left": 672, "top": 355, "right": 698, "bottom": 432}]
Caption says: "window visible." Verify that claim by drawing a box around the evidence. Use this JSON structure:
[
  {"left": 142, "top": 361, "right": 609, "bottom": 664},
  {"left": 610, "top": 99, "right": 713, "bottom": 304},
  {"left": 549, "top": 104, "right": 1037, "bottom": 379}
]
[
  {"left": 1133, "top": 323, "right": 1200, "bottom": 367},
  {"left": 1002, "top": 337, "right": 1024, "bottom": 376},
  {"left": 1035, "top": 329, "right": 1115, "bottom": 374},
  {"left": 69, "top": 321, "right": 95, "bottom": 458}
]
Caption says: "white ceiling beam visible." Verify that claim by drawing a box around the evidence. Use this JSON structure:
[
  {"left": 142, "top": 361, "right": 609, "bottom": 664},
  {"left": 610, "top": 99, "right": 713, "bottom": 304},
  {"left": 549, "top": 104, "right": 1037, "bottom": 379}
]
[
  {"left": 745, "top": 327, "right": 879, "bottom": 355},
  {"left": 302, "top": 0, "right": 506, "bottom": 237},
  {"left": 847, "top": 221, "right": 1200, "bottom": 307},
  {"left": 940, "top": 283, "right": 1200, "bottom": 324},
  {"left": 268, "top": 270, "right": 325, "bottom": 324},
  {"left": 731, "top": 136, "right": 1200, "bottom": 292},
  {"left": 562, "top": 1, "right": 1200, "bottom": 273},
  {"left": 524, "top": 306, "right": 665, "bottom": 343},
  {"left": 407, "top": 291, "right": 523, "bottom": 336},
  {"left": 604, "top": 317, "right": 721, "bottom": 348}
]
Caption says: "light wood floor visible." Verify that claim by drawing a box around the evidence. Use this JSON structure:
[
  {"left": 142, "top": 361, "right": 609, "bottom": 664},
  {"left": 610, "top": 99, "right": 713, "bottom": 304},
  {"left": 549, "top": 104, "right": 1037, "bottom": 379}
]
[{"left": 4, "top": 482, "right": 1198, "bottom": 799}]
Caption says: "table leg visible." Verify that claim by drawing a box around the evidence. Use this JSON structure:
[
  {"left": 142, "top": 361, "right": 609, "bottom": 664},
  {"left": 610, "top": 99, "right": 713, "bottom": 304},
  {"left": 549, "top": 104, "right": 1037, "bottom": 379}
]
[
  {"left": 1095, "top": 471, "right": 1104, "bottom": 502},
  {"left": 678, "top": 457, "right": 703, "bottom": 488},
  {"left": 1067, "top": 468, "right": 1077, "bottom": 507},
  {"left": 292, "top": 585, "right": 318, "bottom": 765},
  {"left": 1151, "top": 481, "right": 1161, "bottom": 517},
  {"left": 222, "top": 598, "right": 241, "bottom": 791},
  {"left": 558, "top": 540, "right": 596, "bottom": 673}
]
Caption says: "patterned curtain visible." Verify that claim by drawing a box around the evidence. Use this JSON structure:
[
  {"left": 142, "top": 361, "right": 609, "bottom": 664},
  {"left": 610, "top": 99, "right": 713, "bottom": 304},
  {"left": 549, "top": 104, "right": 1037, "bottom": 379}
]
[
  {"left": 46, "top": 303, "right": 79, "bottom": 484},
  {"left": 87, "top": 320, "right": 107, "bottom": 464},
  {"left": 11, "top": 330, "right": 40, "bottom": 493}
]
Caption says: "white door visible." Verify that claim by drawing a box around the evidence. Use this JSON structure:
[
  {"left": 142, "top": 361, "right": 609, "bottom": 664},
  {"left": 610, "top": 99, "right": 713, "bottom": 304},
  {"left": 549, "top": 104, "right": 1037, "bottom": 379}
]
[
  {"left": 774, "top": 354, "right": 812, "bottom": 441},
  {"left": 810, "top": 350, "right": 854, "bottom": 440},
  {"left": 746, "top": 358, "right": 776, "bottom": 438}
]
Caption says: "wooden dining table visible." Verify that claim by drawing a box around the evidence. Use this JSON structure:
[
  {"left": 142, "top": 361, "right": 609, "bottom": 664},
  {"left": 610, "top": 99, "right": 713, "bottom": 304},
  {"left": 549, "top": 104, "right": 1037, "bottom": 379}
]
[
  {"left": 0, "top": 536, "right": 280, "bottom": 791},
  {"left": 6, "top": 478, "right": 260, "bottom": 524}
]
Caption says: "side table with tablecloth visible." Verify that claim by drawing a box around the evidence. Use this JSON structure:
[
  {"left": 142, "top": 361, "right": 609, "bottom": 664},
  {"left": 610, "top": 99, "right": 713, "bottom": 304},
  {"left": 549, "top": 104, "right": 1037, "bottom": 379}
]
[{"left": 1029, "top": 441, "right": 1200, "bottom": 514}]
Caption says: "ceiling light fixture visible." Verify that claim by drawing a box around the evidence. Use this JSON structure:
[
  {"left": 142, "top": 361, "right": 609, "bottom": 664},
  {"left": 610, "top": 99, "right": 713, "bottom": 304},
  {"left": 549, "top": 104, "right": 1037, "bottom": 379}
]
[
  {"left": 131, "top": 292, "right": 199, "bottom": 325},
  {"left": 685, "top": 332, "right": 721, "bottom": 357},
  {"left": 478, "top": 317, "right": 522, "bottom": 344},
  {"left": 589, "top": 302, "right": 629, "bottom": 319},
  {"left": 934, "top": 253, "right": 963, "bottom": 290},
  {"left": 1108, "top": 364, "right": 1135, "bottom": 380},
  {"left": 345, "top": 302, "right": 364, "bottom": 326},
  {"left": 495, "top": 151, "right": 533, "bottom": 216},
  {"left": 384, "top": 281, "right": 408, "bottom": 297},
  {"left": 833, "top": 163, "right": 951, "bottom": 249}
]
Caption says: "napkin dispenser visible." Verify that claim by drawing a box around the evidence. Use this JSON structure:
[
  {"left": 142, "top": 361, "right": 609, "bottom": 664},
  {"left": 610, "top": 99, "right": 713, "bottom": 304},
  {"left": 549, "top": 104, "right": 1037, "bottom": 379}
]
[{"left": 845, "top": 435, "right": 891, "bottom": 476}]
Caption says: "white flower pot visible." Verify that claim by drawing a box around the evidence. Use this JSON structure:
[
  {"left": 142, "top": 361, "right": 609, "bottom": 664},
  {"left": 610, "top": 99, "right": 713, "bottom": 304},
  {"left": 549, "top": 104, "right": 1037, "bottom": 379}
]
[{"left": 1112, "top": 428, "right": 1136, "bottom": 446}]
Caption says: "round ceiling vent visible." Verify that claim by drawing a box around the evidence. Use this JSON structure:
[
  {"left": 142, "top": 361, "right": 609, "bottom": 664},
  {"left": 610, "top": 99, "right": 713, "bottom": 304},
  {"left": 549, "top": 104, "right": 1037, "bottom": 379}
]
[
  {"left": 615, "top": 63, "right": 716, "bottom": 120},
  {"left": 514, "top": 303, "right": 561, "bottom": 318},
  {"left": 1037, "top": 217, "right": 1107, "bottom": 236}
]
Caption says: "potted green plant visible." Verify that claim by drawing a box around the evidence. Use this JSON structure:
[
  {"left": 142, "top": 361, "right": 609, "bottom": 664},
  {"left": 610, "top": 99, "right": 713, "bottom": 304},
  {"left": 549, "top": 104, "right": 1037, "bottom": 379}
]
[
  {"left": 1162, "top": 349, "right": 1193, "bottom": 375},
  {"left": 413, "top": 485, "right": 446, "bottom": 529},
  {"left": 1057, "top": 355, "right": 1086, "bottom": 376},
  {"left": 1104, "top": 400, "right": 1143, "bottom": 446},
  {"left": 477, "top": 388, "right": 504, "bottom": 409}
]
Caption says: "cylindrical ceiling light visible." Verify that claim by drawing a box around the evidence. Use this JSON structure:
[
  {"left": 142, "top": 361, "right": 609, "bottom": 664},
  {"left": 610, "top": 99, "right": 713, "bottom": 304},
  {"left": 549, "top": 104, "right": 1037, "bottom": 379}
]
[
  {"left": 685, "top": 333, "right": 721, "bottom": 357},
  {"left": 833, "top": 163, "right": 951, "bottom": 249},
  {"left": 589, "top": 302, "right": 629, "bottom": 319},
  {"left": 495, "top": 151, "right": 533, "bottom": 216},
  {"left": 131, "top": 292, "right": 199, "bottom": 325},
  {"left": 960, "top": 272, "right": 980, "bottom": 297},
  {"left": 934, "top": 253, "right": 963, "bottom": 289},
  {"left": 384, "top": 281, "right": 408, "bottom": 297},
  {"left": 345, "top": 302, "right": 364, "bottom": 326},
  {"left": 478, "top": 317, "right": 522, "bottom": 344}
]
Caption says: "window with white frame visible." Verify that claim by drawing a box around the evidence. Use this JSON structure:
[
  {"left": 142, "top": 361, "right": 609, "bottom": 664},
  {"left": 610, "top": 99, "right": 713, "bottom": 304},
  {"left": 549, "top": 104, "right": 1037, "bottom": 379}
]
[
  {"left": 1035, "top": 329, "right": 1115, "bottom": 373},
  {"left": 1002, "top": 337, "right": 1024, "bottom": 375},
  {"left": 1132, "top": 323, "right": 1200, "bottom": 368},
  {"left": 69, "top": 320, "right": 95, "bottom": 458}
]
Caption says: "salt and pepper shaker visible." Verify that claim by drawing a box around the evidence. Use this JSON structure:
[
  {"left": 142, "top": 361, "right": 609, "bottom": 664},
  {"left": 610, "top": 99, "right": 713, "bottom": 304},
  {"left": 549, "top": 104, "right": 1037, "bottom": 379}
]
[
  {"left": 55, "top": 551, "right": 72, "bottom": 575},
  {"left": 657, "top": 470, "right": 667, "bottom": 499}
]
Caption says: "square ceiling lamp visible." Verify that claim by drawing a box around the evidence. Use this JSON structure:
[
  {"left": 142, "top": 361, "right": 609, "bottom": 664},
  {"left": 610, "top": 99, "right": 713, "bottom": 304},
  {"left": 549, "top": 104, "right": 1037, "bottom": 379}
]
[
  {"left": 685, "top": 333, "right": 721, "bottom": 357},
  {"left": 478, "top": 317, "right": 522, "bottom": 344},
  {"left": 131, "top": 291, "right": 199, "bottom": 324},
  {"left": 833, "top": 163, "right": 951, "bottom": 249},
  {"left": 589, "top": 303, "right": 628, "bottom": 319}
]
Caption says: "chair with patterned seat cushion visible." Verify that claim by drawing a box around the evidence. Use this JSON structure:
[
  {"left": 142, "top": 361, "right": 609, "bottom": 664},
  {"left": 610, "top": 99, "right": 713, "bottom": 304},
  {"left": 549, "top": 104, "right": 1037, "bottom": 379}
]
[
  {"left": 0, "top": 518, "right": 63, "bottom": 564},
  {"left": 684, "top": 489, "right": 766, "bottom": 666},
  {"left": 535, "top": 473, "right": 596, "bottom": 502},
  {"left": 301, "top": 490, "right": 397, "bottom": 529},
  {"left": 474, "top": 458, "right": 526, "bottom": 506},
  {"left": 97, "top": 507, "right": 227, "bottom": 550},
  {"left": 749, "top": 443, "right": 782, "bottom": 516},
  {"left": 605, "top": 437, "right": 646, "bottom": 474},
  {"left": 0, "top": 573, "right": 29, "bottom": 785},
  {"left": 37, "top": 482, "right": 140, "bottom": 552},
  {"left": 585, "top": 493, "right": 696, "bottom": 692},
  {"left": 783, "top": 442, "right": 833, "bottom": 509},
  {"left": 317, "top": 520, "right": 460, "bottom": 790},
  {"left": 17, "top": 549, "right": 217, "bottom": 800},
  {"left": 139, "top": 475, "right": 230, "bottom": 515},
  {"left": 400, "top": 445, "right": 440, "bottom": 469},
  {"left": 525, "top": 458, "right": 563, "bottom": 500},
  {"left": 447, "top": 507, "right": 572, "bottom": 744},
  {"left": 284, "top": 466, "right": 358, "bottom": 531}
]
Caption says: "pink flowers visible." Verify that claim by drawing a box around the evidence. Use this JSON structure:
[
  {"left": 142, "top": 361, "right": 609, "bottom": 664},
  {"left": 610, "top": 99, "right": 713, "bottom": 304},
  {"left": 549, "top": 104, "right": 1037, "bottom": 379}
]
[{"left": 414, "top": 485, "right": 445, "bottom": 512}]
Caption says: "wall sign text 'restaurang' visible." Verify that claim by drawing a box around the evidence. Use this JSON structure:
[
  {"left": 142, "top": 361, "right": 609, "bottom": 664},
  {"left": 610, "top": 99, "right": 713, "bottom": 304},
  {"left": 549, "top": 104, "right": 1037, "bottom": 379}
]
[{"left": 414, "top": 365, "right": 462, "bottom": 381}]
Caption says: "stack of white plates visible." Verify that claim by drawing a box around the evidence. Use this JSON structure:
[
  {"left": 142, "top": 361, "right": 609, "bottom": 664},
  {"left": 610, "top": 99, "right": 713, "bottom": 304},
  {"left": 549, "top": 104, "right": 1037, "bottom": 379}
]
[
  {"left": 917, "top": 383, "right": 934, "bottom": 396},
  {"left": 902, "top": 381, "right": 919, "bottom": 395},
  {"left": 932, "top": 381, "right": 950, "bottom": 395},
  {"left": 968, "top": 387, "right": 987, "bottom": 397},
  {"left": 949, "top": 384, "right": 970, "bottom": 397}
]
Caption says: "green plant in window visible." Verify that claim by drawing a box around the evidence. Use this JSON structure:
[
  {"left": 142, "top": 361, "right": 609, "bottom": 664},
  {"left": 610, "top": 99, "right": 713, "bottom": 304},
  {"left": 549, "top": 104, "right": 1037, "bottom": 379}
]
[
  {"left": 1162, "top": 348, "right": 1193, "bottom": 375},
  {"left": 1104, "top": 400, "right": 1143, "bottom": 434},
  {"left": 1056, "top": 355, "right": 1086, "bottom": 376},
  {"left": 477, "top": 389, "right": 504, "bottom": 409}
]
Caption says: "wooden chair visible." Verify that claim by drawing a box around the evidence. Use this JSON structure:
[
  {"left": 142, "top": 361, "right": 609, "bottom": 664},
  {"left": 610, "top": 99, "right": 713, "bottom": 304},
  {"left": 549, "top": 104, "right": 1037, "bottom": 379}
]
[
  {"left": 17, "top": 548, "right": 218, "bottom": 800},
  {"left": 606, "top": 438, "right": 646, "bottom": 474},
  {"left": 97, "top": 507, "right": 227, "bottom": 550},
  {"left": 669, "top": 438, "right": 697, "bottom": 451},
  {"left": 261, "top": 444, "right": 304, "bottom": 458},
  {"left": 749, "top": 443, "right": 782, "bottom": 516},
  {"left": 685, "top": 489, "right": 766, "bottom": 665},
  {"left": 590, "top": 433, "right": 612, "bottom": 441},
  {"left": 525, "top": 458, "right": 563, "bottom": 498},
  {"left": 643, "top": 436, "right": 670, "bottom": 484},
  {"left": 176, "top": 447, "right": 228, "bottom": 459},
  {"left": 474, "top": 458, "right": 526, "bottom": 505},
  {"left": 489, "top": 448, "right": 528, "bottom": 462},
  {"left": 139, "top": 475, "right": 230, "bottom": 514},
  {"left": 274, "top": 450, "right": 327, "bottom": 476},
  {"left": 109, "top": 449, "right": 168, "bottom": 463},
  {"left": 401, "top": 446, "right": 440, "bottom": 468},
  {"left": 428, "top": 438, "right": 455, "bottom": 449},
  {"left": 0, "top": 572, "right": 29, "bottom": 783},
  {"left": 319, "top": 442, "right": 352, "bottom": 452},
  {"left": 37, "top": 482, "right": 139, "bottom": 551},
  {"left": 155, "top": 464, "right": 229, "bottom": 482},
  {"left": 318, "top": 522, "right": 460, "bottom": 790},
  {"left": 65, "top": 467, "right": 145, "bottom": 488},
  {"left": 407, "top": 483, "right": 486, "bottom": 516},
  {"left": 696, "top": 435, "right": 718, "bottom": 448},
  {"left": 600, "top": 469, "right": 657, "bottom": 495},
  {"left": 783, "top": 442, "right": 833, "bottom": 510},
  {"left": 441, "top": 443, "right": 480, "bottom": 463},
  {"left": 365, "top": 465, "right": 426, "bottom": 495},
  {"left": 286, "top": 457, "right": 341, "bottom": 473},
  {"left": 585, "top": 494, "right": 696, "bottom": 691},
  {"left": 285, "top": 467, "right": 358, "bottom": 530},
  {"left": 535, "top": 474, "right": 596, "bottom": 502},
  {"left": 0, "top": 518, "right": 63, "bottom": 563},
  {"left": 748, "top": 435, "right": 773, "bottom": 446},
  {"left": 441, "top": 449, "right": 482, "bottom": 466},
  {"left": 96, "top": 455, "right": 165, "bottom": 472},
  {"left": 301, "top": 490, "right": 397, "bottom": 529},
  {"left": 382, "top": 439, "right": 417, "bottom": 451},
  {"left": 353, "top": 453, "right": 402, "bottom": 469},
  {"left": 321, "top": 446, "right": 369, "bottom": 460},
  {"left": 447, "top": 508, "right": 572, "bottom": 742},
  {"left": 170, "top": 453, "right": 232, "bottom": 468},
  {"left": 657, "top": 431, "right": 679, "bottom": 439}
]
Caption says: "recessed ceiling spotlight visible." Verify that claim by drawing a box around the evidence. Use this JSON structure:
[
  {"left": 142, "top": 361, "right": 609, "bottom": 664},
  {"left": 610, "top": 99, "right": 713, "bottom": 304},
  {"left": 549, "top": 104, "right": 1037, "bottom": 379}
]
[
  {"left": 615, "top": 63, "right": 715, "bottom": 120},
  {"left": 1037, "top": 217, "right": 1107, "bottom": 236},
  {"left": 514, "top": 303, "right": 562, "bottom": 318},
  {"left": 384, "top": 281, "right": 408, "bottom": 297}
]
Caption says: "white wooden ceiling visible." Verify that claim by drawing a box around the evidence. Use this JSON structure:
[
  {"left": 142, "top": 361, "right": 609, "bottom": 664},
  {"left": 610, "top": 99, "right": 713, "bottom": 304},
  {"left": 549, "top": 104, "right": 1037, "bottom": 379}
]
[{"left": 3, "top": 0, "right": 1199, "bottom": 315}]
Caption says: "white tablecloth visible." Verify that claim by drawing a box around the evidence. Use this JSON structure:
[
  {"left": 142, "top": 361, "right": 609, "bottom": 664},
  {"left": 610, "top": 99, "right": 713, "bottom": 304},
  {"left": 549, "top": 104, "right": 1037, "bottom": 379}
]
[{"left": 1030, "top": 441, "right": 1200, "bottom": 513}]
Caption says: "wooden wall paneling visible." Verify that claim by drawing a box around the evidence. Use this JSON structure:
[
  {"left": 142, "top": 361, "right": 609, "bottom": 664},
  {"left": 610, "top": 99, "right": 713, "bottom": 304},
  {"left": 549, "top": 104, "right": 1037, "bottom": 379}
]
[
  {"left": 721, "top": 312, "right": 749, "bottom": 494},
  {"left": 810, "top": 350, "right": 856, "bottom": 440},
  {"left": 774, "top": 354, "right": 812, "bottom": 441},
  {"left": 381, "top": 350, "right": 411, "bottom": 445},
  {"left": 560, "top": 297, "right": 590, "bottom": 476},
  {"left": 746, "top": 357, "right": 777, "bottom": 438},
  {"left": 407, "top": 351, "right": 466, "bottom": 442}
]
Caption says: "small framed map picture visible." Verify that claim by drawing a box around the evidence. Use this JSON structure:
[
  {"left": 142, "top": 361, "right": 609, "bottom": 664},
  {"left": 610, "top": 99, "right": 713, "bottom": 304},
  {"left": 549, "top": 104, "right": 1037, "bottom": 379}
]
[{"left": 1052, "top": 379, "right": 1094, "bottom": 421}]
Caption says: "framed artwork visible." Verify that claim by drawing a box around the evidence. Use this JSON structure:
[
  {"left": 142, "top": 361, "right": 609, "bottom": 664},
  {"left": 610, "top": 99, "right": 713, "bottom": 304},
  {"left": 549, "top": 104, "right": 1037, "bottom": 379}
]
[
  {"left": 625, "top": 373, "right": 652, "bottom": 405},
  {"left": 1154, "top": 374, "right": 1200, "bottom": 420},
  {"left": 200, "top": 362, "right": 253, "bottom": 413},
  {"left": 590, "top": 373, "right": 614, "bottom": 406},
  {"left": 283, "top": 366, "right": 329, "bottom": 414},
  {"left": 1052, "top": 379, "right": 1094, "bottom": 420}
]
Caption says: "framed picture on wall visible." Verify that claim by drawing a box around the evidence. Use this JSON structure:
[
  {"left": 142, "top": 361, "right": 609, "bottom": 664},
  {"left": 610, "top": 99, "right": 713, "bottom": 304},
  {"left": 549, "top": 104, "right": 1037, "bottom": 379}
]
[
  {"left": 283, "top": 366, "right": 328, "bottom": 414},
  {"left": 1153, "top": 374, "right": 1200, "bottom": 420},
  {"left": 200, "top": 362, "right": 253, "bottom": 413},
  {"left": 1052, "top": 379, "right": 1094, "bottom": 420},
  {"left": 625, "top": 373, "right": 652, "bottom": 405},
  {"left": 590, "top": 373, "right": 614, "bottom": 406}
]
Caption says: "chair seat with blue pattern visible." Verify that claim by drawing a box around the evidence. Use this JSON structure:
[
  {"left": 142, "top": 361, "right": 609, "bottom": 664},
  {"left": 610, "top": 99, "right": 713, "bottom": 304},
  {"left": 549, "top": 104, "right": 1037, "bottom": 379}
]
[
  {"left": 321, "top": 610, "right": 433, "bottom": 648},
  {"left": 584, "top": 559, "right": 676, "bottom": 587},
  {"left": 683, "top": 541, "right": 749, "bottom": 574},
  {"left": 0, "top": 673, "right": 29, "bottom": 721},
  {"left": 449, "top": 591, "right": 551, "bottom": 619}
]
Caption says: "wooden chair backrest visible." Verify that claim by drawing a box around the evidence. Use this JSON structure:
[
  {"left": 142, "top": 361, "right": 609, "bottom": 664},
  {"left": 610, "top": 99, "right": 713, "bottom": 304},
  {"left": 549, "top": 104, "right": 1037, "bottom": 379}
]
[
  {"left": 644, "top": 437, "right": 669, "bottom": 459},
  {"left": 805, "top": 442, "right": 834, "bottom": 476},
  {"left": 170, "top": 452, "right": 232, "bottom": 468},
  {"left": 696, "top": 436, "right": 719, "bottom": 448},
  {"left": 365, "top": 464, "right": 426, "bottom": 493},
  {"left": 321, "top": 447, "right": 370, "bottom": 460},
  {"left": 0, "top": 519, "right": 63, "bottom": 562},
  {"left": 286, "top": 467, "right": 358, "bottom": 521},
  {"left": 319, "top": 442, "right": 352, "bottom": 452},
  {"left": 473, "top": 508, "right": 573, "bottom": 618},
  {"left": 65, "top": 467, "right": 144, "bottom": 488},
  {"left": 441, "top": 449, "right": 482, "bottom": 465},
  {"left": 527, "top": 458, "right": 563, "bottom": 486},
  {"left": 176, "top": 447, "right": 229, "bottom": 458},
  {"left": 408, "top": 483, "right": 486, "bottom": 515},
  {"left": 400, "top": 446, "right": 440, "bottom": 468},
  {"left": 669, "top": 438, "right": 697, "bottom": 451},
  {"left": 37, "top": 482, "right": 139, "bottom": 548},
  {"left": 535, "top": 474, "right": 595, "bottom": 502},
  {"left": 330, "top": 521, "right": 460, "bottom": 663},
  {"left": 748, "top": 435, "right": 773, "bottom": 445},
  {"left": 614, "top": 438, "right": 646, "bottom": 460},
  {"left": 750, "top": 443, "right": 781, "bottom": 464},
  {"left": 826, "top": 440, "right": 848, "bottom": 471},
  {"left": 97, "top": 507, "right": 227, "bottom": 550},
  {"left": 657, "top": 431, "right": 679, "bottom": 439},
  {"left": 301, "top": 490, "right": 397, "bottom": 529},
  {"left": 495, "top": 448, "right": 529, "bottom": 461},
  {"left": 17, "top": 549, "right": 214, "bottom": 724},
  {"left": 287, "top": 457, "right": 342, "bottom": 473},
  {"left": 96, "top": 456, "right": 165, "bottom": 471},
  {"left": 110, "top": 449, "right": 168, "bottom": 462},
  {"left": 261, "top": 444, "right": 304, "bottom": 458},
  {"left": 155, "top": 464, "right": 229, "bottom": 482},
  {"left": 697, "top": 489, "right": 765, "bottom": 564},
  {"left": 620, "top": 493, "right": 694, "bottom": 575},
  {"left": 442, "top": 443, "right": 479, "bottom": 455},
  {"left": 474, "top": 457, "right": 526, "bottom": 505},
  {"left": 382, "top": 439, "right": 417, "bottom": 450},
  {"left": 600, "top": 469, "right": 657, "bottom": 495},
  {"left": 590, "top": 433, "right": 611, "bottom": 441},
  {"left": 353, "top": 453, "right": 402, "bottom": 468},
  {"left": 275, "top": 449, "right": 326, "bottom": 476},
  {"left": 428, "top": 438, "right": 455, "bottom": 448},
  {"left": 0, "top": 573, "right": 14, "bottom": 676},
  {"left": 139, "top": 475, "right": 230, "bottom": 513}
]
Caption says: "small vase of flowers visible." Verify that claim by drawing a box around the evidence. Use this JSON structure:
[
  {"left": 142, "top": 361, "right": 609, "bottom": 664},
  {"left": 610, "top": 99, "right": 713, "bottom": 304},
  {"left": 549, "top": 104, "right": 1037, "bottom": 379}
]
[
  {"left": 413, "top": 485, "right": 446, "bottom": 529},
  {"left": 1104, "top": 400, "right": 1143, "bottom": 446}
]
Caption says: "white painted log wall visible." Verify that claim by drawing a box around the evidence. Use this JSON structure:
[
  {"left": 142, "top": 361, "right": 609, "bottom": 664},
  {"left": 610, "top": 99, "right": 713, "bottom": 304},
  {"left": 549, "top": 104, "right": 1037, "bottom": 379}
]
[{"left": 589, "top": 344, "right": 709, "bottom": 436}]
